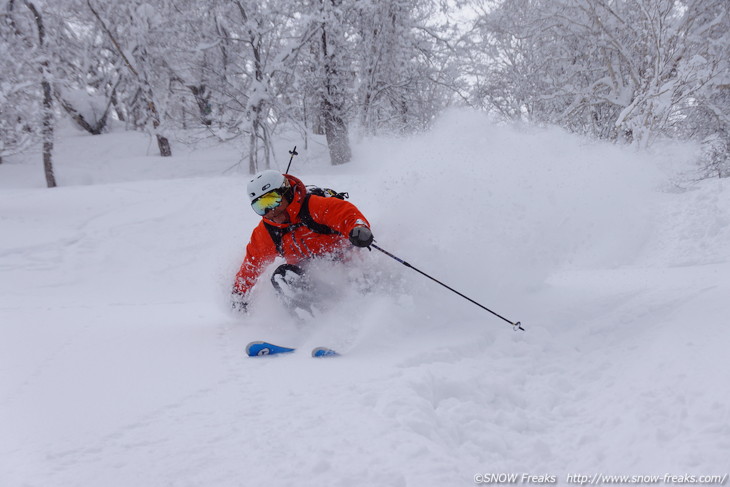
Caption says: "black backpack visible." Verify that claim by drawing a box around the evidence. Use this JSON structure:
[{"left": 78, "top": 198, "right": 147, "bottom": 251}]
[
  {"left": 305, "top": 185, "right": 348, "bottom": 200},
  {"left": 263, "top": 186, "right": 349, "bottom": 256}
]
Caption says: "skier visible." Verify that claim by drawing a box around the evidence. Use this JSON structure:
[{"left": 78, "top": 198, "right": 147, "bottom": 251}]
[{"left": 232, "top": 170, "right": 374, "bottom": 313}]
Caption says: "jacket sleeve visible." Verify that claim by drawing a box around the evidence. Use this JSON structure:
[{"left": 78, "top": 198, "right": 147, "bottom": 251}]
[
  {"left": 307, "top": 196, "right": 370, "bottom": 236},
  {"left": 233, "top": 224, "right": 278, "bottom": 296}
]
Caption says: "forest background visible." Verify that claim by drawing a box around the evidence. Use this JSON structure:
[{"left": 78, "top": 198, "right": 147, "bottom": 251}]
[{"left": 1, "top": 0, "right": 728, "bottom": 185}]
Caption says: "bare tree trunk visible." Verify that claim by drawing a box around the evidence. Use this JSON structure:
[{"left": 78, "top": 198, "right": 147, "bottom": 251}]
[
  {"left": 320, "top": 21, "right": 352, "bottom": 165},
  {"left": 188, "top": 85, "right": 212, "bottom": 126},
  {"left": 56, "top": 94, "right": 111, "bottom": 135},
  {"left": 215, "top": 20, "right": 230, "bottom": 131},
  {"left": 146, "top": 96, "right": 171, "bottom": 156},
  {"left": 111, "top": 88, "right": 126, "bottom": 122},
  {"left": 262, "top": 123, "right": 270, "bottom": 169},
  {"left": 322, "top": 97, "right": 351, "bottom": 165},
  {"left": 249, "top": 120, "right": 258, "bottom": 174},
  {"left": 302, "top": 97, "right": 309, "bottom": 149},
  {"left": 236, "top": 1, "right": 271, "bottom": 173},
  {"left": 41, "top": 77, "right": 56, "bottom": 187},
  {"left": 24, "top": 1, "right": 56, "bottom": 187},
  {"left": 361, "top": 90, "right": 373, "bottom": 135}
]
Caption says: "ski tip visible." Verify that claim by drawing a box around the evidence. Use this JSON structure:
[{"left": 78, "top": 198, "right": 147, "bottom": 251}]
[
  {"left": 245, "top": 341, "right": 268, "bottom": 356},
  {"left": 245, "top": 341, "right": 260, "bottom": 354},
  {"left": 246, "top": 341, "right": 295, "bottom": 357},
  {"left": 311, "top": 347, "right": 339, "bottom": 358}
]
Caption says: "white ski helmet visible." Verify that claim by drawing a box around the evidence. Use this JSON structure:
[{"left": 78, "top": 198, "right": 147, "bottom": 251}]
[{"left": 246, "top": 170, "right": 287, "bottom": 202}]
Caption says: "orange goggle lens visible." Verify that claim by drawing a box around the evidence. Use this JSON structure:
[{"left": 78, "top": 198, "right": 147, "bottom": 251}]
[{"left": 251, "top": 190, "right": 284, "bottom": 216}]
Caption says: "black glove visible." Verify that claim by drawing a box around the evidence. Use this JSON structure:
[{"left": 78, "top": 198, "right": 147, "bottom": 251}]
[
  {"left": 231, "top": 292, "right": 248, "bottom": 313},
  {"left": 349, "top": 226, "right": 374, "bottom": 248}
]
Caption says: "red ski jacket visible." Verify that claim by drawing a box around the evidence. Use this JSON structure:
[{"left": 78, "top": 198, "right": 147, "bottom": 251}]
[{"left": 233, "top": 175, "right": 370, "bottom": 296}]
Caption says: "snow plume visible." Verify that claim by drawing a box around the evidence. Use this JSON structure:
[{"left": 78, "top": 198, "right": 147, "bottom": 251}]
[{"left": 352, "top": 110, "right": 664, "bottom": 301}]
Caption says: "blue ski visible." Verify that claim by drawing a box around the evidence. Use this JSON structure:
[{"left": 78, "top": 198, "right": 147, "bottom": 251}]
[
  {"left": 311, "top": 347, "right": 339, "bottom": 358},
  {"left": 246, "top": 341, "right": 295, "bottom": 357}
]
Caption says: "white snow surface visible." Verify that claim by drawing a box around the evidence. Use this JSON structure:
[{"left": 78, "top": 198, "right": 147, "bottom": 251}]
[{"left": 1, "top": 111, "right": 729, "bottom": 486}]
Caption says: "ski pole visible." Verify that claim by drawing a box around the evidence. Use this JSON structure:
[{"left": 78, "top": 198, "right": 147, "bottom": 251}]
[
  {"left": 285, "top": 146, "right": 298, "bottom": 174},
  {"left": 371, "top": 244, "right": 525, "bottom": 331}
]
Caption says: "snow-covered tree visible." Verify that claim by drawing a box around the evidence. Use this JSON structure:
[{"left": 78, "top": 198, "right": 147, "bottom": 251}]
[
  {"left": 354, "top": 0, "right": 458, "bottom": 135},
  {"left": 3, "top": 0, "right": 467, "bottom": 172},
  {"left": 314, "top": 0, "right": 353, "bottom": 165},
  {"left": 221, "top": 0, "right": 295, "bottom": 172},
  {"left": 46, "top": 0, "right": 116, "bottom": 135},
  {"left": 6, "top": 0, "right": 725, "bottom": 178},
  {"left": 3, "top": 0, "right": 57, "bottom": 186},
  {"left": 186, "top": 0, "right": 316, "bottom": 172},
  {"left": 1, "top": 0, "right": 37, "bottom": 165},
  {"left": 469, "top": 0, "right": 730, "bottom": 157},
  {"left": 86, "top": 0, "right": 172, "bottom": 156},
  {"left": 677, "top": 1, "right": 730, "bottom": 178}
]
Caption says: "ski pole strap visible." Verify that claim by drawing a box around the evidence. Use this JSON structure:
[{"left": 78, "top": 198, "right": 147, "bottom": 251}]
[{"left": 371, "top": 244, "right": 525, "bottom": 331}]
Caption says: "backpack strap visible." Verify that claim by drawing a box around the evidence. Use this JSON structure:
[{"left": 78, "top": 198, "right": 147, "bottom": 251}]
[
  {"left": 263, "top": 222, "right": 303, "bottom": 256},
  {"left": 262, "top": 194, "right": 341, "bottom": 256},
  {"left": 299, "top": 194, "right": 342, "bottom": 236}
]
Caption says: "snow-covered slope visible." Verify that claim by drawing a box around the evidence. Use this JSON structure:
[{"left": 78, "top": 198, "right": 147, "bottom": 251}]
[{"left": 1, "top": 111, "right": 728, "bottom": 486}]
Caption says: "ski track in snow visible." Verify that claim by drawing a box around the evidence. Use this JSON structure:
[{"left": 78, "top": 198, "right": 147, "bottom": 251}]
[{"left": 1, "top": 114, "right": 729, "bottom": 486}]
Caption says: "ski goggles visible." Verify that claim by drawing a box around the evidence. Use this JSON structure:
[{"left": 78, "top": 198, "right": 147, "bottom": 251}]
[{"left": 251, "top": 189, "right": 285, "bottom": 216}]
